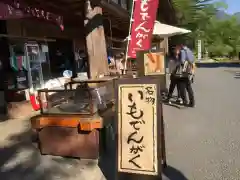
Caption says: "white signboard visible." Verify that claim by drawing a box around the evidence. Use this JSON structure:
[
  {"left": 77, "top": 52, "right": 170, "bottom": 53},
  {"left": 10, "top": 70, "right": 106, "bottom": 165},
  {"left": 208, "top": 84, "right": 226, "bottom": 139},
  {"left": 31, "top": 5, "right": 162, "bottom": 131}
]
[
  {"left": 198, "top": 40, "right": 202, "bottom": 61},
  {"left": 118, "top": 84, "right": 158, "bottom": 175}
]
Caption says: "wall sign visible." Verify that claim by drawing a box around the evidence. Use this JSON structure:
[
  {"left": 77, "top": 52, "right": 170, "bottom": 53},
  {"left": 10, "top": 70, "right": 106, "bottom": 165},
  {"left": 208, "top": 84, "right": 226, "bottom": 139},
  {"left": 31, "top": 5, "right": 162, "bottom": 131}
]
[
  {"left": 115, "top": 78, "right": 163, "bottom": 179},
  {"left": 136, "top": 50, "right": 166, "bottom": 80},
  {"left": 144, "top": 52, "right": 165, "bottom": 75}
]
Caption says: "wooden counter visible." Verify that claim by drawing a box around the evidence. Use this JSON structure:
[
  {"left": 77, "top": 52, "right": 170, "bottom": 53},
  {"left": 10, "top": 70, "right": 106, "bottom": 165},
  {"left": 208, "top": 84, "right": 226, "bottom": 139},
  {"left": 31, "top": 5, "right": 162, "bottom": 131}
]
[{"left": 31, "top": 113, "right": 104, "bottom": 159}]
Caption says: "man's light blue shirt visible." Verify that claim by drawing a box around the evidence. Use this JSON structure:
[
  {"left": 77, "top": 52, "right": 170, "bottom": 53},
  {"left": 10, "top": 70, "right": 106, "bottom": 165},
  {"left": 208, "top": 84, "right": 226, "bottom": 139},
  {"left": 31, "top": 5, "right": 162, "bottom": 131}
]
[
  {"left": 180, "top": 46, "right": 194, "bottom": 63},
  {"left": 180, "top": 49, "right": 186, "bottom": 64}
]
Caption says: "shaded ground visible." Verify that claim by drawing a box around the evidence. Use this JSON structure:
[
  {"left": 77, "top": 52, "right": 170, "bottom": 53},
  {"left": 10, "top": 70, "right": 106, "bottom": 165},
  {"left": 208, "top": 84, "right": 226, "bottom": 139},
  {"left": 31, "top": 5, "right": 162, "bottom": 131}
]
[
  {"left": 0, "top": 67, "right": 239, "bottom": 180},
  {"left": 0, "top": 120, "right": 103, "bottom": 180}
]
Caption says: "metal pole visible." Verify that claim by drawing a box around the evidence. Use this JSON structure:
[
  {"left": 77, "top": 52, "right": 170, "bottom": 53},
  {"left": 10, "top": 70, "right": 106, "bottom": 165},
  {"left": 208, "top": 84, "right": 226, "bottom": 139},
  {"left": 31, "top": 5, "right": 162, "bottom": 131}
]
[{"left": 123, "top": 0, "right": 136, "bottom": 75}]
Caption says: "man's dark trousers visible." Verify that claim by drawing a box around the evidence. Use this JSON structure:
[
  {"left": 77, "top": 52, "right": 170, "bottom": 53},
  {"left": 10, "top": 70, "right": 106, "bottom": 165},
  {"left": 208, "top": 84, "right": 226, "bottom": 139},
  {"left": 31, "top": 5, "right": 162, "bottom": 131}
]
[
  {"left": 179, "top": 76, "right": 195, "bottom": 106},
  {"left": 167, "top": 74, "right": 181, "bottom": 99}
]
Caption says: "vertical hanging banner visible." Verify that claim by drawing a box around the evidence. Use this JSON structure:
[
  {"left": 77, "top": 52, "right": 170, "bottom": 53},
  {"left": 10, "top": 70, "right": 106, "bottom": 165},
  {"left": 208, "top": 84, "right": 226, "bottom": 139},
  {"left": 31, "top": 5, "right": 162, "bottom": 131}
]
[{"left": 127, "top": 0, "right": 159, "bottom": 58}]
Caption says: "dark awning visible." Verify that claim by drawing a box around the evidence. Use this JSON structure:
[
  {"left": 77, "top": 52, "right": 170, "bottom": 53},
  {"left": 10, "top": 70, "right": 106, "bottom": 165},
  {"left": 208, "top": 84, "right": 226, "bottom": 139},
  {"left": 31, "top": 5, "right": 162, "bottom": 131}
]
[
  {"left": 0, "top": 0, "right": 177, "bottom": 33},
  {"left": 0, "top": 1, "right": 64, "bottom": 30}
]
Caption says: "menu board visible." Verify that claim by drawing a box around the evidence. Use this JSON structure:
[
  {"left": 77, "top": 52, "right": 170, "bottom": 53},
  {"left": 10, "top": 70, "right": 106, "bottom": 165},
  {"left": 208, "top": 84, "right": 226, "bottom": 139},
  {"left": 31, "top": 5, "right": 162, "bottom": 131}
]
[{"left": 115, "top": 78, "right": 163, "bottom": 180}]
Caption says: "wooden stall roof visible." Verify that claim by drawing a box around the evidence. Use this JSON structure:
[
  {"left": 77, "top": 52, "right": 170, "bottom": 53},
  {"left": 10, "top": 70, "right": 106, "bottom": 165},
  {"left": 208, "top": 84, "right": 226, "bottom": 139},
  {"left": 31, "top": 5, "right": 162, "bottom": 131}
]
[
  {"left": 20, "top": 0, "right": 129, "bottom": 32},
  {"left": 23, "top": 0, "right": 85, "bottom": 16},
  {"left": 102, "top": 0, "right": 177, "bottom": 40},
  {"left": 19, "top": 0, "right": 176, "bottom": 37},
  {"left": 22, "top": 0, "right": 129, "bottom": 19}
]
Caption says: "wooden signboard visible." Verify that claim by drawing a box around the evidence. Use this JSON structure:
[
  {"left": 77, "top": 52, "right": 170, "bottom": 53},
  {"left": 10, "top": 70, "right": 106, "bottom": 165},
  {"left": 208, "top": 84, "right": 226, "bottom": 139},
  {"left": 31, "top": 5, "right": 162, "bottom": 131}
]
[
  {"left": 144, "top": 52, "right": 165, "bottom": 76},
  {"left": 137, "top": 50, "right": 165, "bottom": 76},
  {"left": 136, "top": 50, "right": 167, "bottom": 93},
  {"left": 115, "top": 77, "right": 163, "bottom": 180}
]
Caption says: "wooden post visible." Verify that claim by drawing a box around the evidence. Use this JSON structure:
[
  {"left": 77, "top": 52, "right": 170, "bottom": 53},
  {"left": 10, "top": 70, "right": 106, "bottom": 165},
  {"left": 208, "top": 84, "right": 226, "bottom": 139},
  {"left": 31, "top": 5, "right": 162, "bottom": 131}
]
[
  {"left": 0, "top": 20, "right": 8, "bottom": 114},
  {"left": 164, "top": 37, "right": 169, "bottom": 54},
  {"left": 84, "top": 0, "right": 109, "bottom": 78}
]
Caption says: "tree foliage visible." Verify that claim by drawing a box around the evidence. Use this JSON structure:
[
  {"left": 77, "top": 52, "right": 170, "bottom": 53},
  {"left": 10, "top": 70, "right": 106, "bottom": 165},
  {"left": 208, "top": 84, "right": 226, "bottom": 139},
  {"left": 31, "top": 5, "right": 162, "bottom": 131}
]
[{"left": 169, "top": 0, "right": 240, "bottom": 58}]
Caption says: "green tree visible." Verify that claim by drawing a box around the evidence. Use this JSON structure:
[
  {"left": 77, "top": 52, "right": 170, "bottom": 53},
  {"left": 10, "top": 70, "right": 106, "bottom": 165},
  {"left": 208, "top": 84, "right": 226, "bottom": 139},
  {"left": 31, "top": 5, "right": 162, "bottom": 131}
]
[
  {"left": 170, "top": 0, "right": 217, "bottom": 48},
  {"left": 204, "top": 16, "right": 240, "bottom": 57},
  {"left": 170, "top": 0, "right": 240, "bottom": 58}
]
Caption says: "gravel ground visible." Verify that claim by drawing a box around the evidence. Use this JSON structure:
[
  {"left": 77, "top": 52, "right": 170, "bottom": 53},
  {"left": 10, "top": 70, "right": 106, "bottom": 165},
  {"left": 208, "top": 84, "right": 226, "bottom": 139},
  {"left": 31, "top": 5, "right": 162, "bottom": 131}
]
[{"left": 0, "top": 67, "right": 240, "bottom": 180}]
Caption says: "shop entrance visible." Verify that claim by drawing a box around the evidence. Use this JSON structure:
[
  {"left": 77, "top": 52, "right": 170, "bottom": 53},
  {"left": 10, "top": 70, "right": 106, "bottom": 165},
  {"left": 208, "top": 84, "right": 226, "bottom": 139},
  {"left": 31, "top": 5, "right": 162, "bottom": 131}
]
[
  {"left": 8, "top": 41, "right": 51, "bottom": 94},
  {"left": 25, "top": 43, "right": 45, "bottom": 93},
  {"left": 6, "top": 38, "right": 75, "bottom": 111},
  {"left": 48, "top": 39, "right": 75, "bottom": 78}
]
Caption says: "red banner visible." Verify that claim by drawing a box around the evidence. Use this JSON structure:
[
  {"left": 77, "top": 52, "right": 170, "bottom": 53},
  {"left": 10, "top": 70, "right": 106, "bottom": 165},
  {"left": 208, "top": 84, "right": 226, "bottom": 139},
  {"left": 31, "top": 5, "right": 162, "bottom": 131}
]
[
  {"left": 0, "top": 1, "right": 64, "bottom": 30},
  {"left": 127, "top": 0, "right": 159, "bottom": 58}
]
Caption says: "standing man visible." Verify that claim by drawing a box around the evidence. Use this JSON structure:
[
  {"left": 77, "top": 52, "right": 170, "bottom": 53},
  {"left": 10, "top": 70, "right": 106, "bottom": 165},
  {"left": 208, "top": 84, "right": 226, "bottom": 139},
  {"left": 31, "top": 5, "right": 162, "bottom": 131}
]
[
  {"left": 166, "top": 47, "right": 182, "bottom": 104},
  {"left": 178, "top": 44, "right": 195, "bottom": 107},
  {"left": 115, "top": 53, "right": 125, "bottom": 75}
]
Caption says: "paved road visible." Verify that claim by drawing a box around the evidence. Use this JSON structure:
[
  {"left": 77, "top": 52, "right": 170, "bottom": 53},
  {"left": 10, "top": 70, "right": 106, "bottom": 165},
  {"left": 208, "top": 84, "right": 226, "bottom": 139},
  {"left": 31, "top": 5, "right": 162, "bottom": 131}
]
[
  {"left": 0, "top": 67, "right": 240, "bottom": 180},
  {"left": 164, "top": 67, "right": 240, "bottom": 180}
]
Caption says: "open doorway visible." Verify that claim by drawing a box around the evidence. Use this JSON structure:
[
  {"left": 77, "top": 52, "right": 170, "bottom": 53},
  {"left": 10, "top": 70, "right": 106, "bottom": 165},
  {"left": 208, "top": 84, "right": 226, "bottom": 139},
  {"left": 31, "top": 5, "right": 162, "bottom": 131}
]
[{"left": 48, "top": 39, "right": 75, "bottom": 78}]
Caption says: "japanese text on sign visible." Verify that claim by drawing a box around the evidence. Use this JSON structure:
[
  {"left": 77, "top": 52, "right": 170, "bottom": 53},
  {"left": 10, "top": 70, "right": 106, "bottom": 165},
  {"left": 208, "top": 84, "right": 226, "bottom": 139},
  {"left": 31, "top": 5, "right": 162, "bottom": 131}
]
[
  {"left": 118, "top": 84, "right": 158, "bottom": 175},
  {"left": 134, "top": 1, "right": 151, "bottom": 49},
  {"left": 127, "top": 0, "right": 159, "bottom": 58}
]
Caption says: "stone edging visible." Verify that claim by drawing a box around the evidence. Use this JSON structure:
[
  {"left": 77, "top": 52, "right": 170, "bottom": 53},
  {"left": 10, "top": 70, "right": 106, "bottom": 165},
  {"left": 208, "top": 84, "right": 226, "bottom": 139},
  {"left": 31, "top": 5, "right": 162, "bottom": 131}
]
[{"left": 196, "top": 62, "right": 240, "bottom": 68}]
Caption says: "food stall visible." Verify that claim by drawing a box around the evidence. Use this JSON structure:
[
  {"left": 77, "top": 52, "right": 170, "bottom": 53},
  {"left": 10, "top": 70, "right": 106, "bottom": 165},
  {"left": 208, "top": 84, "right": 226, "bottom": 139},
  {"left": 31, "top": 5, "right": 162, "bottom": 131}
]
[{"left": 30, "top": 77, "right": 116, "bottom": 158}]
